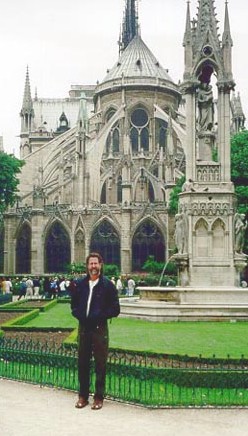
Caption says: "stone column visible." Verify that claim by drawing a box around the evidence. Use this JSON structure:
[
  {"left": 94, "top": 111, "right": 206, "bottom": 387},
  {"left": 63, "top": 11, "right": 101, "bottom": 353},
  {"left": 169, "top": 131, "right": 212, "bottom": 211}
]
[
  {"left": 3, "top": 215, "right": 16, "bottom": 274},
  {"left": 30, "top": 211, "right": 44, "bottom": 274},
  {"left": 217, "top": 83, "right": 233, "bottom": 182},
  {"left": 182, "top": 84, "right": 197, "bottom": 180},
  {"left": 121, "top": 211, "right": 132, "bottom": 274}
]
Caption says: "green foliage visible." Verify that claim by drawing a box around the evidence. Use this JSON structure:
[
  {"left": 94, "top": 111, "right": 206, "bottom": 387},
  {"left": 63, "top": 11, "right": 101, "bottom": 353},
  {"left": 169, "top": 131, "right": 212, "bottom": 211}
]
[
  {"left": 142, "top": 255, "right": 164, "bottom": 274},
  {"left": 0, "top": 152, "right": 24, "bottom": 216},
  {"left": 168, "top": 176, "right": 185, "bottom": 214},
  {"left": 231, "top": 130, "right": 248, "bottom": 184},
  {"left": 234, "top": 186, "right": 248, "bottom": 215},
  {"left": 231, "top": 131, "right": 248, "bottom": 253},
  {"left": 103, "top": 264, "right": 120, "bottom": 278},
  {"left": 142, "top": 255, "right": 177, "bottom": 278},
  {"left": 66, "top": 262, "right": 86, "bottom": 274},
  {"left": 139, "top": 273, "right": 177, "bottom": 287},
  {"left": 66, "top": 262, "right": 120, "bottom": 278},
  {"left": 2, "top": 309, "right": 40, "bottom": 328}
]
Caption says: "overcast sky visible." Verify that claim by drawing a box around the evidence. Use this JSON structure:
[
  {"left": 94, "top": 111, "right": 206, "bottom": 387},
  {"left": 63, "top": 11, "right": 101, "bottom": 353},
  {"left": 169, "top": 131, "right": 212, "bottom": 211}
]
[{"left": 0, "top": 0, "right": 247, "bottom": 155}]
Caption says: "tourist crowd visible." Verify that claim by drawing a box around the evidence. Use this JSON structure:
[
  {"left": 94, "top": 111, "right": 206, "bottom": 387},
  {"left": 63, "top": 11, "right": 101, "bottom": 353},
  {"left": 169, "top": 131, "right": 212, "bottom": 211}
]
[{"left": 0, "top": 274, "right": 138, "bottom": 300}]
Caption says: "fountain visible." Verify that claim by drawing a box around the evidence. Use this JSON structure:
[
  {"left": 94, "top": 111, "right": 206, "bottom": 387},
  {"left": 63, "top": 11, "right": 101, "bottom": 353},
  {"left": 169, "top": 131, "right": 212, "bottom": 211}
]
[{"left": 120, "top": 2, "right": 248, "bottom": 321}]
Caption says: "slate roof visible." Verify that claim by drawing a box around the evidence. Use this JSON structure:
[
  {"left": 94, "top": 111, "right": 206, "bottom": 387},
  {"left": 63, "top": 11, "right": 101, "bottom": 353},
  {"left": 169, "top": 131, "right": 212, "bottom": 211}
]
[{"left": 102, "top": 35, "right": 174, "bottom": 84}]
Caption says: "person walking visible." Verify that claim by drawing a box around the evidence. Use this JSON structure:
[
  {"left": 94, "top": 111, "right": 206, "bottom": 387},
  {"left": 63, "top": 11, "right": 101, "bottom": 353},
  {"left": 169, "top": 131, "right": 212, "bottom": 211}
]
[
  {"left": 70, "top": 252, "right": 120, "bottom": 410},
  {"left": 127, "top": 277, "right": 135, "bottom": 296},
  {"left": 116, "top": 276, "right": 123, "bottom": 296},
  {"left": 33, "top": 277, "right": 40, "bottom": 298},
  {"left": 18, "top": 278, "right": 27, "bottom": 300},
  {"left": 5, "top": 277, "right": 12, "bottom": 294},
  {"left": 25, "top": 277, "right": 34, "bottom": 298}
]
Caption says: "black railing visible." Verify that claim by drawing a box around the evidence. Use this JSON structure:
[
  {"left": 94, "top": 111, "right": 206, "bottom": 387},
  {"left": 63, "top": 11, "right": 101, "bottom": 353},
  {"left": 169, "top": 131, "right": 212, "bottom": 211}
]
[{"left": 1, "top": 337, "right": 248, "bottom": 407}]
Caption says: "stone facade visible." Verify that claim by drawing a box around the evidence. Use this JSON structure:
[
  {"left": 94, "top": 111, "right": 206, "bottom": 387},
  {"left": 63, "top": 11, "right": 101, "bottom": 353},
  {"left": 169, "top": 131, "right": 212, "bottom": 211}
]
[{"left": 2, "top": 1, "right": 246, "bottom": 278}]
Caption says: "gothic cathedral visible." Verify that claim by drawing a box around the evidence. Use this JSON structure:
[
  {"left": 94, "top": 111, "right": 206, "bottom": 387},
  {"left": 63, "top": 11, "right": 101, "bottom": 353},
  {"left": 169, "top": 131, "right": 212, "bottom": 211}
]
[{"left": 2, "top": 1, "right": 245, "bottom": 276}]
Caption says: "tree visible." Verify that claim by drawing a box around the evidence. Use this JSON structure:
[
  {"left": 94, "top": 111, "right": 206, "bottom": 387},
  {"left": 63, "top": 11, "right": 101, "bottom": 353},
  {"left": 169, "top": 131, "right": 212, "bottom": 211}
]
[
  {"left": 0, "top": 152, "right": 24, "bottom": 217},
  {"left": 231, "top": 130, "right": 248, "bottom": 254},
  {"left": 231, "top": 130, "right": 248, "bottom": 215},
  {"left": 168, "top": 176, "right": 185, "bottom": 214}
]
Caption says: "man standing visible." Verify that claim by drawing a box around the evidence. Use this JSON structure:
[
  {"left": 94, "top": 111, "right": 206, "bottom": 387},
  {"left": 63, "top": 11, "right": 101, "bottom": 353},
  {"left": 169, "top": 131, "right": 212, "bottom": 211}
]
[{"left": 70, "top": 252, "right": 120, "bottom": 410}]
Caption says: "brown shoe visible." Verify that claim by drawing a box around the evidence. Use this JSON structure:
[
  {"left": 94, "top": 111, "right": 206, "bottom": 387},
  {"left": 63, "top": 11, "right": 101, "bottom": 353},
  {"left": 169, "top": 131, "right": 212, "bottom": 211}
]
[
  {"left": 91, "top": 399, "right": 103, "bottom": 410},
  {"left": 75, "top": 396, "right": 89, "bottom": 408}
]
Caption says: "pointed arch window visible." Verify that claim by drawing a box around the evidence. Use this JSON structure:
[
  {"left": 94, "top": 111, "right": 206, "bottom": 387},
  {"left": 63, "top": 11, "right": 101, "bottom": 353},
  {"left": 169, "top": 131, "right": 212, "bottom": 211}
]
[
  {"left": 100, "top": 182, "right": 107, "bottom": 204},
  {"left": 148, "top": 180, "right": 155, "bottom": 202},
  {"left": 45, "top": 221, "right": 71, "bottom": 273},
  {"left": 105, "top": 108, "right": 116, "bottom": 122},
  {"left": 141, "top": 128, "right": 149, "bottom": 151},
  {"left": 130, "top": 127, "right": 139, "bottom": 152},
  {"left": 113, "top": 128, "right": 120, "bottom": 153},
  {"left": 106, "top": 133, "right": 111, "bottom": 155},
  {"left": 212, "top": 219, "right": 225, "bottom": 257},
  {"left": 194, "top": 219, "right": 208, "bottom": 257},
  {"left": 105, "top": 121, "right": 120, "bottom": 155},
  {"left": 90, "top": 220, "right": 120, "bottom": 266},
  {"left": 130, "top": 108, "right": 150, "bottom": 154},
  {"left": 132, "top": 220, "right": 165, "bottom": 271},
  {"left": 16, "top": 223, "right": 31, "bottom": 274},
  {"left": 155, "top": 118, "right": 168, "bottom": 149},
  {"left": 117, "top": 175, "right": 122, "bottom": 203}
]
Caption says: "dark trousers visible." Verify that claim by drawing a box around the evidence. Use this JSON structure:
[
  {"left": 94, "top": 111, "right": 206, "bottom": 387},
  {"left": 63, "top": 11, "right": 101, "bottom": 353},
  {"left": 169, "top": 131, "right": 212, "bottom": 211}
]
[{"left": 78, "top": 322, "right": 109, "bottom": 401}]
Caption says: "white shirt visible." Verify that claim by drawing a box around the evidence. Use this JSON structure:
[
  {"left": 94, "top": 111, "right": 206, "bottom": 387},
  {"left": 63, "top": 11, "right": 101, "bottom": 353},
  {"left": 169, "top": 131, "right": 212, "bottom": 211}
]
[
  {"left": 59, "top": 280, "right": 66, "bottom": 291},
  {"left": 86, "top": 278, "right": 99, "bottom": 317},
  {"left": 5, "top": 280, "right": 12, "bottom": 293}
]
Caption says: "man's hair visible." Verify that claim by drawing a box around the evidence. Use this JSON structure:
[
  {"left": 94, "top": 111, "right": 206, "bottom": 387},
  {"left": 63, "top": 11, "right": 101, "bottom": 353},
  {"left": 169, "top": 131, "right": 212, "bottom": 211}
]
[{"left": 86, "top": 252, "right": 103, "bottom": 265}]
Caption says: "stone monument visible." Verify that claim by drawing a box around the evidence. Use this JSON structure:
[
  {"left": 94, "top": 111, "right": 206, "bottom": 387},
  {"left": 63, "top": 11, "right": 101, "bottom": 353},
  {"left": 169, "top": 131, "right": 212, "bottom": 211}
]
[
  {"left": 124, "top": 1, "right": 248, "bottom": 321},
  {"left": 174, "top": 0, "right": 248, "bottom": 301}
]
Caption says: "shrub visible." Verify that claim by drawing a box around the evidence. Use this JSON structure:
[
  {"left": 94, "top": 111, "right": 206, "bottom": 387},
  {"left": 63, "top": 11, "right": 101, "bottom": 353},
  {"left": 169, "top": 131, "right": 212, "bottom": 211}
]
[
  {"left": 142, "top": 256, "right": 164, "bottom": 274},
  {"left": 103, "top": 264, "right": 120, "bottom": 278}
]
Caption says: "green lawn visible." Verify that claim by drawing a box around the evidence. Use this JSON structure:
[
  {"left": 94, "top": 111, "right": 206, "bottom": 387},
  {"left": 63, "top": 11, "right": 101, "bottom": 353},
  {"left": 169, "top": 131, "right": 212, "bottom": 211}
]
[{"left": 23, "top": 303, "right": 248, "bottom": 358}]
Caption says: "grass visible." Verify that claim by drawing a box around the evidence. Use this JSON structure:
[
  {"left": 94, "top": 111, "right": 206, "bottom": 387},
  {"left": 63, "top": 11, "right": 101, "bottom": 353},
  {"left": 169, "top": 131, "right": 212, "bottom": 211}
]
[
  {"left": 22, "top": 302, "right": 248, "bottom": 358},
  {"left": 109, "top": 318, "right": 248, "bottom": 358},
  {"left": 23, "top": 303, "right": 76, "bottom": 329}
]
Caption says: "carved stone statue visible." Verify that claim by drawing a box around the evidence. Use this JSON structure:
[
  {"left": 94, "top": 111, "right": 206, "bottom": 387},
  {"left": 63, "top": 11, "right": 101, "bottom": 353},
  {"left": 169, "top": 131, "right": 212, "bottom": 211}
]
[
  {"left": 234, "top": 213, "right": 248, "bottom": 254},
  {"left": 175, "top": 212, "right": 188, "bottom": 254},
  {"left": 182, "top": 179, "right": 195, "bottom": 192},
  {"left": 197, "top": 83, "right": 214, "bottom": 132}
]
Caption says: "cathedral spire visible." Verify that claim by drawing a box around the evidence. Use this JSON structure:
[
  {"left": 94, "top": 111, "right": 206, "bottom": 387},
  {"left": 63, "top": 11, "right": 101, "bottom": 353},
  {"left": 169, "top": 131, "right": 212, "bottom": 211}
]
[
  {"left": 222, "top": 1, "right": 233, "bottom": 46},
  {"left": 183, "top": 1, "right": 192, "bottom": 47},
  {"left": 21, "top": 66, "right": 33, "bottom": 114},
  {"left": 195, "top": 0, "right": 220, "bottom": 47},
  {"left": 119, "top": 0, "right": 139, "bottom": 54},
  {"left": 20, "top": 66, "right": 34, "bottom": 144},
  {"left": 221, "top": 0, "right": 233, "bottom": 79}
]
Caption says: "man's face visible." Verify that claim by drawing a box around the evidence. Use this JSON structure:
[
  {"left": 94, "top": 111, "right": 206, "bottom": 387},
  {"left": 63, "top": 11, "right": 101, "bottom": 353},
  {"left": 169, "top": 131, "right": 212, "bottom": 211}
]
[{"left": 87, "top": 257, "right": 102, "bottom": 278}]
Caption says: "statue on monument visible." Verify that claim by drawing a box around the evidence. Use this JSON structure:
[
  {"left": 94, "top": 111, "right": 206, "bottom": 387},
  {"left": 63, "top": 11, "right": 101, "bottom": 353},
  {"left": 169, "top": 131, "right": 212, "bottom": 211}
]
[
  {"left": 174, "top": 212, "right": 188, "bottom": 254},
  {"left": 197, "top": 83, "right": 214, "bottom": 132},
  {"left": 182, "top": 178, "right": 195, "bottom": 192},
  {"left": 234, "top": 213, "right": 248, "bottom": 254}
]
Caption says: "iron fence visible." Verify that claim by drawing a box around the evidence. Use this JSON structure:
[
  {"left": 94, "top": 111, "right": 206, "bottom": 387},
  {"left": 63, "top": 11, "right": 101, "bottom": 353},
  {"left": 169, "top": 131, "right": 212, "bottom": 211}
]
[{"left": 1, "top": 337, "right": 248, "bottom": 407}]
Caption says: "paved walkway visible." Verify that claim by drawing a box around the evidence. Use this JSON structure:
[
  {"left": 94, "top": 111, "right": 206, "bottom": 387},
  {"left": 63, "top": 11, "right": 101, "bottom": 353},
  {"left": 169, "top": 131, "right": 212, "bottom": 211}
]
[{"left": 1, "top": 379, "right": 248, "bottom": 436}]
